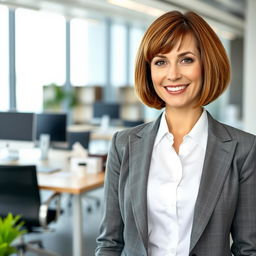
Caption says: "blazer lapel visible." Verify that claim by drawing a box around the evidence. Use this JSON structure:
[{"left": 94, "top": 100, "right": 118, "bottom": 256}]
[
  {"left": 129, "top": 115, "right": 161, "bottom": 252},
  {"left": 190, "top": 113, "right": 238, "bottom": 252}
]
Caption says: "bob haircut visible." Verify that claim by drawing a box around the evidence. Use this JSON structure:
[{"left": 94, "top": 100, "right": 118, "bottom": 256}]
[{"left": 135, "top": 11, "right": 230, "bottom": 109}]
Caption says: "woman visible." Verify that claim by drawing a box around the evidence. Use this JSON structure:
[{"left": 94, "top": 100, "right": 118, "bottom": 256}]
[{"left": 96, "top": 11, "right": 256, "bottom": 256}]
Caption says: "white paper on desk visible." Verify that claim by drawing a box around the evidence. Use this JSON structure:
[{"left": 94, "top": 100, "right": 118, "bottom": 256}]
[
  {"left": 71, "top": 142, "right": 88, "bottom": 158},
  {"left": 70, "top": 157, "right": 102, "bottom": 175},
  {"left": 70, "top": 157, "right": 87, "bottom": 177},
  {"left": 53, "top": 172, "right": 74, "bottom": 178},
  {"left": 86, "top": 157, "right": 102, "bottom": 174}
]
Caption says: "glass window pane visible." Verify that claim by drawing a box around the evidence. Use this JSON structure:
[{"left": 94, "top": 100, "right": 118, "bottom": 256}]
[
  {"left": 16, "top": 8, "right": 66, "bottom": 112},
  {"left": 70, "top": 18, "right": 88, "bottom": 86},
  {"left": 0, "top": 5, "right": 9, "bottom": 111},
  {"left": 71, "top": 18, "right": 106, "bottom": 86},
  {"left": 111, "top": 23, "right": 127, "bottom": 87},
  {"left": 129, "top": 26, "right": 144, "bottom": 85}
]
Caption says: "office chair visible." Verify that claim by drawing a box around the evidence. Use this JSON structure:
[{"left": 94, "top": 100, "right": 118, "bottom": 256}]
[
  {"left": 122, "top": 119, "right": 145, "bottom": 127},
  {"left": 0, "top": 165, "right": 61, "bottom": 256}
]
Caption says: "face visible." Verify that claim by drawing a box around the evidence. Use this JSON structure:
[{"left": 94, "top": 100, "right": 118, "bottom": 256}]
[{"left": 150, "top": 34, "right": 202, "bottom": 111}]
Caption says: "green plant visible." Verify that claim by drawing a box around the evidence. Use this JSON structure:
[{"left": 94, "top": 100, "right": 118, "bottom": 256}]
[
  {"left": 0, "top": 213, "right": 27, "bottom": 256},
  {"left": 43, "top": 83, "right": 78, "bottom": 110}
]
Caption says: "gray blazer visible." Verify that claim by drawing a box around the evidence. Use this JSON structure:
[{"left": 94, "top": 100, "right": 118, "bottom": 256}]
[{"left": 96, "top": 112, "right": 256, "bottom": 256}]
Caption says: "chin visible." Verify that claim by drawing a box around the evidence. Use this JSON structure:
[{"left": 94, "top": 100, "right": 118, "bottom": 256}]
[{"left": 165, "top": 101, "right": 195, "bottom": 110}]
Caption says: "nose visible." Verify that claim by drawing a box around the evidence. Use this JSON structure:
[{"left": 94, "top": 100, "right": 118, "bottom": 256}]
[{"left": 166, "top": 64, "right": 181, "bottom": 81}]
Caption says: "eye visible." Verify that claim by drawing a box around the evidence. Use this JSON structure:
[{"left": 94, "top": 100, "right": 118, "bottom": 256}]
[
  {"left": 181, "top": 57, "right": 194, "bottom": 64},
  {"left": 153, "top": 60, "right": 166, "bottom": 66}
]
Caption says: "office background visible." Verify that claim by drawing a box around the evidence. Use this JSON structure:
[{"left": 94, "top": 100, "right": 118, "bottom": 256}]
[
  {"left": 0, "top": 0, "right": 256, "bottom": 255},
  {"left": 0, "top": 0, "right": 255, "bottom": 132}
]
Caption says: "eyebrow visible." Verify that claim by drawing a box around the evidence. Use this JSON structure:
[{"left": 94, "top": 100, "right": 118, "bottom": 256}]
[{"left": 154, "top": 51, "right": 196, "bottom": 58}]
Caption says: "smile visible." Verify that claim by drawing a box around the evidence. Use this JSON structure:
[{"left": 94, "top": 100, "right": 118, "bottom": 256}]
[{"left": 164, "top": 84, "right": 189, "bottom": 94}]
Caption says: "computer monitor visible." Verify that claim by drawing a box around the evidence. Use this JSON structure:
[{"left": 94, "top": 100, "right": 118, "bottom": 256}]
[
  {"left": 92, "top": 102, "right": 120, "bottom": 128},
  {"left": 67, "top": 131, "right": 90, "bottom": 150},
  {"left": 0, "top": 111, "right": 35, "bottom": 160},
  {"left": 35, "top": 112, "right": 67, "bottom": 143},
  {"left": 93, "top": 102, "right": 120, "bottom": 119}
]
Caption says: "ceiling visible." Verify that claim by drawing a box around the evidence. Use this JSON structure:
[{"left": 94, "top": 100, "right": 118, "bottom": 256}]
[
  {"left": 156, "top": 0, "right": 245, "bottom": 36},
  {"left": 200, "top": 0, "right": 245, "bottom": 19},
  {"left": 159, "top": 0, "right": 245, "bottom": 19},
  {"left": 0, "top": 0, "right": 245, "bottom": 36}
]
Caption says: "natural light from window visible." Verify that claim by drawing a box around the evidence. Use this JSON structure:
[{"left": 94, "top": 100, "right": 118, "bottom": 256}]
[
  {"left": 70, "top": 18, "right": 106, "bottom": 86},
  {"left": 0, "top": 5, "right": 9, "bottom": 111},
  {"left": 129, "top": 26, "right": 144, "bottom": 85},
  {"left": 15, "top": 8, "right": 65, "bottom": 112},
  {"left": 111, "top": 23, "right": 127, "bottom": 87}
]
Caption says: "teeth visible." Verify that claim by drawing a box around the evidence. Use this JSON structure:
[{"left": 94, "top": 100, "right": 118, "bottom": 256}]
[{"left": 166, "top": 86, "right": 186, "bottom": 92}]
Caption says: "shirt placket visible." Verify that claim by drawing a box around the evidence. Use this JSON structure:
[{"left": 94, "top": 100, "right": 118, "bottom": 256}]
[{"left": 166, "top": 134, "right": 183, "bottom": 256}]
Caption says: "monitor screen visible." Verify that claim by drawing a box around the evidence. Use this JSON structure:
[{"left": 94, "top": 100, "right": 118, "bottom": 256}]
[
  {"left": 35, "top": 113, "right": 67, "bottom": 142},
  {"left": 93, "top": 102, "right": 120, "bottom": 120},
  {"left": 0, "top": 112, "right": 35, "bottom": 141}
]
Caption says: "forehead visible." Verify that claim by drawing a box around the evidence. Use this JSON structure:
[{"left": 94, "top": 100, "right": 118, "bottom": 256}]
[{"left": 147, "top": 32, "right": 199, "bottom": 61}]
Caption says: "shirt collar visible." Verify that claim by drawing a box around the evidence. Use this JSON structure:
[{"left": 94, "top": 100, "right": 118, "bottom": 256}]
[
  {"left": 154, "top": 111, "right": 172, "bottom": 147},
  {"left": 154, "top": 109, "right": 208, "bottom": 150},
  {"left": 185, "top": 109, "right": 208, "bottom": 150}
]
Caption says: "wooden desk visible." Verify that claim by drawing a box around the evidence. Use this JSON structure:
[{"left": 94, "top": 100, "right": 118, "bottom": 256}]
[
  {"left": 38, "top": 171, "right": 104, "bottom": 256},
  {"left": 38, "top": 168, "right": 104, "bottom": 194},
  {"left": 68, "top": 124, "right": 124, "bottom": 140},
  {"left": 1, "top": 148, "right": 105, "bottom": 256}
]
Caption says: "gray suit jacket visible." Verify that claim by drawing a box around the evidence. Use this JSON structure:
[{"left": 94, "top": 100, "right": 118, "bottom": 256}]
[{"left": 96, "top": 112, "right": 256, "bottom": 256}]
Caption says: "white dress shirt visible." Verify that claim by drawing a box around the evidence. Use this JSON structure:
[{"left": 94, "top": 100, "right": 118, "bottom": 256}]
[{"left": 147, "top": 109, "right": 208, "bottom": 256}]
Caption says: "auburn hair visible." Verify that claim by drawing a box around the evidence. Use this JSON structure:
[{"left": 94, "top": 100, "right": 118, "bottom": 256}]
[{"left": 134, "top": 11, "right": 230, "bottom": 109}]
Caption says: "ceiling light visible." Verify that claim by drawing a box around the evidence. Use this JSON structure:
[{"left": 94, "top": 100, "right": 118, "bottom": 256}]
[{"left": 107, "top": 0, "right": 165, "bottom": 17}]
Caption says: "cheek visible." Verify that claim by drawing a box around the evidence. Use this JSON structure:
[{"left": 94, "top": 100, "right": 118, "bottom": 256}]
[
  {"left": 151, "top": 76, "right": 163, "bottom": 98},
  {"left": 151, "top": 69, "right": 163, "bottom": 86},
  {"left": 151, "top": 75, "right": 163, "bottom": 94},
  {"left": 152, "top": 81, "right": 160, "bottom": 96},
  {"left": 150, "top": 69, "right": 157, "bottom": 84},
  {"left": 187, "top": 66, "right": 202, "bottom": 86}
]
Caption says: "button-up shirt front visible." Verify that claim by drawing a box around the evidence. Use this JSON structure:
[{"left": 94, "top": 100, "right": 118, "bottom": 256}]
[{"left": 147, "top": 110, "right": 208, "bottom": 256}]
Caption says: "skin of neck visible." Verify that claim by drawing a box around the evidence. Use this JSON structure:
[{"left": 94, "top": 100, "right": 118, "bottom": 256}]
[
  {"left": 164, "top": 106, "right": 203, "bottom": 154},
  {"left": 165, "top": 106, "right": 203, "bottom": 137}
]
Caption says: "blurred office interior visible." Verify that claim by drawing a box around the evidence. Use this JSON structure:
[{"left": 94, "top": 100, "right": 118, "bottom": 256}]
[
  {"left": 0, "top": 0, "right": 255, "bottom": 133},
  {"left": 0, "top": 0, "right": 256, "bottom": 255}
]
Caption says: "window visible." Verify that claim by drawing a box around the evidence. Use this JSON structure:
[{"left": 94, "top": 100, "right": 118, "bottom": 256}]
[
  {"left": 70, "top": 18, "right": 107, "bottom": 86},
  {"left": 129, "top": 26, "right": 144, "bottom": 85},
  {"left": 110, "top": 23, "right": 127, "bottom": 87},
  {"left": 15, "top": 8, "right": 65, "bottom": 112},
  {"left": 0, "top": 5, "right": 9, "bottom": 111}
]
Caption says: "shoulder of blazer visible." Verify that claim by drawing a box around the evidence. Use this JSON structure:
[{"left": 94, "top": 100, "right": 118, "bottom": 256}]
[
  {"left": 113, "top": 114, "right": 162, "bottom": 148},
  {"left": 207, "top": 111, "right": 256, "bottom": 144}
]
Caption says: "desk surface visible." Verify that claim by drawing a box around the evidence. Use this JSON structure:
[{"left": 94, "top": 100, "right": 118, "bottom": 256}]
[
  {"left": 0, "top": 147, "right": 105, "bottom": 256},
  {"left": 0, "top": 148, "right": 105, "bottom": 194},
  {"left": 38, "top": 171, "right": 105, "bottom": 194},
  {"left": 68, "top": 124, "right": 124, "bottom": 140}
]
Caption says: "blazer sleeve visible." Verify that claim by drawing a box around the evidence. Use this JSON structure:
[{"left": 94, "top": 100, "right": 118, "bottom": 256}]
[
  {"left": 231, "top": 136, "right": 256, "bottom": 255},
  {"left": 95, "top": 132, "right": 124, "bottom": 256}
]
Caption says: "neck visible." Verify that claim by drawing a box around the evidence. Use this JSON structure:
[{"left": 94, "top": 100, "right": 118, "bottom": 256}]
[{"left": 165, "top": 107, "right": 203, "bottom": 137}]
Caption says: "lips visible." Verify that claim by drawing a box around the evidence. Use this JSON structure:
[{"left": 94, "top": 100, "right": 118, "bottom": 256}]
[{"left": 164, "top": 84, "right": 189, "bottom": 94}]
